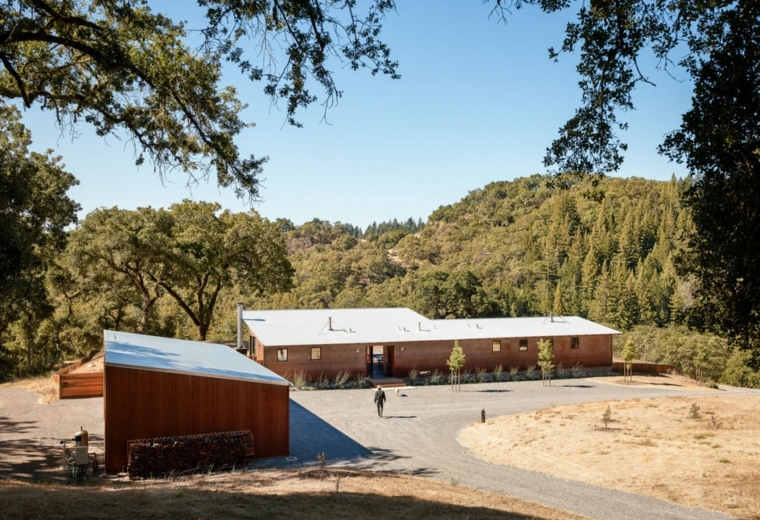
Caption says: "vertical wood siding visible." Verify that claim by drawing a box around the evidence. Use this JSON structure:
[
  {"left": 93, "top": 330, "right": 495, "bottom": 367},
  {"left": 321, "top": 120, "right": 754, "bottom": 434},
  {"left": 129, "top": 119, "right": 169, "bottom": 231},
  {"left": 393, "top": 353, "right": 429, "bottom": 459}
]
[
  {"left": 255, "top": 334, "right": 613, "bottom": 381},
  {"left": 104, "top": 366, "right": 289, "bottom": 473}
]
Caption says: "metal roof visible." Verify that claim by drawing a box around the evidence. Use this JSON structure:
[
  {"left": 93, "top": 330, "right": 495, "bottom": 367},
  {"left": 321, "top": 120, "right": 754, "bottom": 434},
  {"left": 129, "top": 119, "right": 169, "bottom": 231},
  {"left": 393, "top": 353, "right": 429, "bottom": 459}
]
[
  {"left": 103, "top": 330, "right": 289, "bottom": 386},
  {"left": 243, "top": 307, "right": 434, "bottom": 346},
  {"left": 242, "top": 308, "right": 619, "bottom": 347}
]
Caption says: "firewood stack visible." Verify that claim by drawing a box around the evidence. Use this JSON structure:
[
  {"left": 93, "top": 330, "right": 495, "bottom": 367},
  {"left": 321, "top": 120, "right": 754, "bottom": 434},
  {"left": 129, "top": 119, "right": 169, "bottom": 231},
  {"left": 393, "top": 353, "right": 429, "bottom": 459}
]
[{"left": 126, "top": 430, "right": 254, "bottom": 478}]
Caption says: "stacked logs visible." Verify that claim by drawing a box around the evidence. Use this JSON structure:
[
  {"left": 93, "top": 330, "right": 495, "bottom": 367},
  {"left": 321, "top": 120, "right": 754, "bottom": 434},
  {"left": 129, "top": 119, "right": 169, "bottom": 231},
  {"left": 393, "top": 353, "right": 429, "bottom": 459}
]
[{"left": 126, "top": 430, "right": 254, "bottom": 479}]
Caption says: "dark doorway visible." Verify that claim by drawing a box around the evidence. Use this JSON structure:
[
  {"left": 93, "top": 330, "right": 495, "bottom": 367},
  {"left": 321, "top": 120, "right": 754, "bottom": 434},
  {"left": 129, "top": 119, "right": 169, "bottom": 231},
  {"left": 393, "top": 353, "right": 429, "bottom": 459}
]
[
  {"left": 368, "top": 345, "right": 384, "bottom": 378},
  {"left": 384, "top": 345, "right": 395, "bottom": 377}
]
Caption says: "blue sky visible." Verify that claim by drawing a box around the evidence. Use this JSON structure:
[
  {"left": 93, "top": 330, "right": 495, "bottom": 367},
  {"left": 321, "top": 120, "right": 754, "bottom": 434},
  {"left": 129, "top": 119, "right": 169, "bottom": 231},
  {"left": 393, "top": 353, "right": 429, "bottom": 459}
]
[{"left": 20, "top": 2, "right": 691, "bottom": 230}]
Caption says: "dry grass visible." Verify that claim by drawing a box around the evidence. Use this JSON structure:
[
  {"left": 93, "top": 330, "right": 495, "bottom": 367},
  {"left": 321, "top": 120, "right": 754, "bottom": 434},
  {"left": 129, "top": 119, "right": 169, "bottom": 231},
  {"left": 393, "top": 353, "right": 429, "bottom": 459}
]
[
  {"left": 587, "top": 373, "right": 715, "bottom": 391},
  {"left": 0, "top": 468, "right": 587, "bottom": 520},
  {"left": 0, "top": 374, "right": 59, "bottom": 404},
  {"left": 459, "top": 395, "right": 760, "bottom": 519},
  {"left": 0, "top": 351, "right": 104, "bottom": 404}
]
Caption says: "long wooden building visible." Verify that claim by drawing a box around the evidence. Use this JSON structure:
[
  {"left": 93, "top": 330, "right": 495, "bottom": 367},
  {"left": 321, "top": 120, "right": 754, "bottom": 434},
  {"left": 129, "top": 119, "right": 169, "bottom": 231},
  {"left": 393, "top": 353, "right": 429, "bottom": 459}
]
[
  {"left": 242, "top": 308, "right": 618, "bottom": 380},
  {"left": 103, "top": 331, "right": 290, "bottom": 474}
]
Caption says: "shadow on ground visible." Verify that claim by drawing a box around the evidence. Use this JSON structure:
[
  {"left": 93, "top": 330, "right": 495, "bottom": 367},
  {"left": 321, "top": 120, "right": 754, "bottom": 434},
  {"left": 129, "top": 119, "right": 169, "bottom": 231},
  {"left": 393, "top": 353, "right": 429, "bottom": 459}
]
[
  {"left": 0, "top": 476, "right": 558, "bottom": 520},
  {"left": 0, "top": 428, "right": 104, "bottom": 482}
]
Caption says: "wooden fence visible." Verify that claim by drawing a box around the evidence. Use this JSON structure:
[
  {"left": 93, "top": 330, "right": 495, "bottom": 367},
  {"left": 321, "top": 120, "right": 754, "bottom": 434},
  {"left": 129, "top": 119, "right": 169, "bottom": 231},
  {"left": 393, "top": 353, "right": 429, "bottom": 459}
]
[{"left": 59, "top": 373, "right": 104, "bottom": 399}]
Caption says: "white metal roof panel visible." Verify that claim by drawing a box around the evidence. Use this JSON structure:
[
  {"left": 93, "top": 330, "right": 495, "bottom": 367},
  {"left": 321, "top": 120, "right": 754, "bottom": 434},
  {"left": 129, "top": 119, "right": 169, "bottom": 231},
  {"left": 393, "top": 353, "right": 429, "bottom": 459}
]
[
  {"left": 243, "top": 307, "right": 434, "bottom": 346},
  {"left": 103, "top": 330, "right": 289, "bottom": 386},
  {"left": 243, "top": 308, "right": 618, "bottom": 347}
]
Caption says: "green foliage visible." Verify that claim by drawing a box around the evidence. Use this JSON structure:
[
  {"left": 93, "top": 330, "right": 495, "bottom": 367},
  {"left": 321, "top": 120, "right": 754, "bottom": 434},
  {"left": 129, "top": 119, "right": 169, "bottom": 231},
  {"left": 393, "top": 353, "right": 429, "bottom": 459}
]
[
  {"left": 493, "top": 364, "right": 503, "bottom": 381},
  {"left": 719, "top": 350, "right": 760, "bottom": 389},
  {"left": 538, "top": 338, "right": 554, "bottom": 386},
  {"left": 65, "top": 202, "right": 294, "bottom": 341},
  {"left": 621, "top": 339, "right": 637, "bottom": 383},
  {"left": 689, "top": 403, "right": 701, "bottom": 420},
  {"left": 615, "top": 325, "right": 731, "bottom": 383},
  {"left": 0, "top": 106, "right": 80, "bottom": 378},
  {"left": 0, "top": 1, "right": 400, "bottom": 199},
  {"left": 447, "top": 340, "right": 466, "bottom": 390},
  {"left": 407, "top": 369, "right": 419, "bottom": 386}
]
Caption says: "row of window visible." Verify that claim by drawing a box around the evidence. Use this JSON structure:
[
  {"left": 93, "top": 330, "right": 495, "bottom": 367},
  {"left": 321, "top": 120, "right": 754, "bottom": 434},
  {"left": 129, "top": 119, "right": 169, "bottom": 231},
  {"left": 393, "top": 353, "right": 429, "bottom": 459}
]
[
  {"left": 276, "top": 338, "right": 581, "bottom": 362},
  {"left": 277, "top": 347, "right": 321, "bottom": 362},
  {"left": 491, "top": 337, "right": 579, "bottom": 352}
]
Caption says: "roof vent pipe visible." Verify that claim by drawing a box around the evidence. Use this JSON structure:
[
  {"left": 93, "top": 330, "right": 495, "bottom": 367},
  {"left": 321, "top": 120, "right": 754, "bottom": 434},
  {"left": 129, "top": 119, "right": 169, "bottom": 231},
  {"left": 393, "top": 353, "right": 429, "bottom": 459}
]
[
  {"left": 236, "top": 302, "right": 244, "bottom": 349},
  {"left": 328, "top": 317, "right": 333, "bottom": 331},
  {"left": 418, "top": 322, "right": 421, "bottom": 331},
  {"left": 549, "top": 311, "right": 554, "bottom": 323}
]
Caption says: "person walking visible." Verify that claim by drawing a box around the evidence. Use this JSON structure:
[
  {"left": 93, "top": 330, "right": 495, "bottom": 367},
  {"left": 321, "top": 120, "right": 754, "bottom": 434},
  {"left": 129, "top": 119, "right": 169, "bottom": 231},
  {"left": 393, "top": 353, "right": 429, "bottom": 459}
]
[{"left": 374, "top": 386, "right": 386, "bottom": 418}]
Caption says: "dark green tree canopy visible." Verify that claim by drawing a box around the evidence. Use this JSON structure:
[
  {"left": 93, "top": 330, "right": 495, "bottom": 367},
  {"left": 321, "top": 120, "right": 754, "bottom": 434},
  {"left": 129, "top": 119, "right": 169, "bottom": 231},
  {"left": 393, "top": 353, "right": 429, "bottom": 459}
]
[
  {"left": 0, "top": 105, "right": 79, "bottom": 333},
  {"left": 0, "top": 0, "right": 399, "bottom": 199}
]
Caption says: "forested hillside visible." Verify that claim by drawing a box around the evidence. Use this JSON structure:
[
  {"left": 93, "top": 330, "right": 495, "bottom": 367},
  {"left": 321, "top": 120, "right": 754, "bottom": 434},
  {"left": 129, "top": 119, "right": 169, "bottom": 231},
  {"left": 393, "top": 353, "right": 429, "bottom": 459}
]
[
  {"left": 2, "top": 175, "right": 758, "bottom": 387},
  {"left": 262, "top": 175, "right": 691, "bottom": 330}
]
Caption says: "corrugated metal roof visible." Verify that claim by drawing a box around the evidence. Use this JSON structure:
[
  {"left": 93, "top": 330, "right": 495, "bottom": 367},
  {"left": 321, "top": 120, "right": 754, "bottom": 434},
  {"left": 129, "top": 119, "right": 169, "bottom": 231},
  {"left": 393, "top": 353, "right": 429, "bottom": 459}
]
[
  {"left": 243, "top": 307, "right": 433, "bottom": 346},
  {"left": 103, "top": 330, "right": 289, "bottom": 386},
  {"left": 243, "top": 308, "right": 619, "bottom": 347}
]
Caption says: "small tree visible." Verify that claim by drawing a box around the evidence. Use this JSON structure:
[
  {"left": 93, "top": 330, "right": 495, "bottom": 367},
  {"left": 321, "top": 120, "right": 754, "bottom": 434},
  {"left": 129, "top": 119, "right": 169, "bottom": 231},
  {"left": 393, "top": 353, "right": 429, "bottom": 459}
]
[
  {"left": 447, "top": 341, "right": 466, "bottom": 391},
  {"left": 622, "top": 339, "right": 637, "bottom": 384},
  {"left": 602, "top": 405, "right": 612, "bottom": 429},
  {"left": 538, "top": 338, "right": 555, "bottom": 386}
]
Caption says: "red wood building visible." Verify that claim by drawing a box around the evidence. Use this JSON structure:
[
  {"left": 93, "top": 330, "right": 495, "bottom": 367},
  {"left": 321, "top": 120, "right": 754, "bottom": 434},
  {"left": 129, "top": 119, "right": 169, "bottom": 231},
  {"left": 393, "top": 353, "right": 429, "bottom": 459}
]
[
  {"left": 103, "top": 331, "right": 290, "bottom": 474},
  {"left": 242, "top": 308, "right": 618, "bottom": 380}
]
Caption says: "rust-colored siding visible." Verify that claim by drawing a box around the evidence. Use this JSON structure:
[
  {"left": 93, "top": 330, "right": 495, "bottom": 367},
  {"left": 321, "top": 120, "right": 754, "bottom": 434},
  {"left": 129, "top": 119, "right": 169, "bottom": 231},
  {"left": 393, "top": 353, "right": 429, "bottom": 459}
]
[
  {"left": 255, "top": 334, "right": 613, "bottom": 380},
  {"left": 104, "top": 366, "right": 289, "bottom": 473},
  {"left": 59, "top": 373, "right": 104, "bottom": 399}
]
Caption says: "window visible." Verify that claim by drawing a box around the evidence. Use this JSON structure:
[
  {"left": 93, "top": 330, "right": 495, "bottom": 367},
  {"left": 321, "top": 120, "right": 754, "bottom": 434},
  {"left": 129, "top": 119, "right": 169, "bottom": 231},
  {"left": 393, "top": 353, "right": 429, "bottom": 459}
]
[
  {"left": 311, "top": 347, "right": 322, "bottom": 360},
  {"left": 277, "top": 348, "right": 288, "bottom": 362},
  {"left": 519, "top": 339, "right": 528, "bottom": 351},
  {"left": 492, "top": 340, "right": 501, "bottom": 352},
  {"left": 571, "top": 337, "right": 580, "bottom": 349}
]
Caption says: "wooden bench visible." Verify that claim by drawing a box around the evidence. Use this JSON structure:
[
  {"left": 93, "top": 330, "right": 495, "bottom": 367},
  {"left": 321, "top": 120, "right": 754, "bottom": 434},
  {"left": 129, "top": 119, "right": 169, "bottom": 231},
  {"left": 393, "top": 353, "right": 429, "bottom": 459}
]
[{"left": 394, "top": 386, "right": 417, "bottom": 395}]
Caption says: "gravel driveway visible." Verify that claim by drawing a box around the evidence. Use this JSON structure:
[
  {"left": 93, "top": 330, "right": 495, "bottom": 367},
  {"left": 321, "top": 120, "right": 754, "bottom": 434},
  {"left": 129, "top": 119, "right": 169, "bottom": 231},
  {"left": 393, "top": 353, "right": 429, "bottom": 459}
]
[{"left": 2, "top": 378, "right": 757, "bottom": 519}]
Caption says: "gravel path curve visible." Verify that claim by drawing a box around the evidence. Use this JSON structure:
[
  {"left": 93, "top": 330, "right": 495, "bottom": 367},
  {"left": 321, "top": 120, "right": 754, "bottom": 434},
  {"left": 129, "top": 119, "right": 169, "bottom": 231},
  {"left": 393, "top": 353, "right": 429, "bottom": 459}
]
[
  {"left": 282, "top": 380, "right": 759, "bottom": 520},
  {"left": 2, "top": 378, "right": 757, "bottom": 519}
]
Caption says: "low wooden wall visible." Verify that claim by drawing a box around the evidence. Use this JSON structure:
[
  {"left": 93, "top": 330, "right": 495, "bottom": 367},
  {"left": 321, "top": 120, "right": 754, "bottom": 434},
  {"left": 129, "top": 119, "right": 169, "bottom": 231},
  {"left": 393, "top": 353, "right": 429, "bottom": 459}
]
[
  {"left": 611, "top": 361, "right": 676, "bottom": 374},
  {"left": 54, "top": 349, "right": 101, "bottom": 384},
  {"left": 59, "top": 373, "right": 104, "bottom": 399}
]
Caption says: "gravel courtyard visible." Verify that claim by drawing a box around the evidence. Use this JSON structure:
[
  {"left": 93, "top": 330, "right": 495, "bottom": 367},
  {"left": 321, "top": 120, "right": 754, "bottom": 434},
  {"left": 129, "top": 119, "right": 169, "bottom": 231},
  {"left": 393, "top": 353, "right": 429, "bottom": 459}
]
[{"left": 3, "top": 377, "right": 757, "bottom": 519}]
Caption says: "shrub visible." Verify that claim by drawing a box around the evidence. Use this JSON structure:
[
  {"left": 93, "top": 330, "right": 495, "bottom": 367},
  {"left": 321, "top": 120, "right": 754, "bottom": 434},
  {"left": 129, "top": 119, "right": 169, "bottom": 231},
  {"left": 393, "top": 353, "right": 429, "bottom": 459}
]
[
  {"left": 334, "top": 371, "right": 351, "bottom": 389},
  {"left": 475, "top": 367, "right": 488, "bottom": 383},
  {"left": 428, "top": 369, "right": 443, "bottom": 385},
  {"left": 315, "top": 372, "right": 330, "bottom": 390},
  {"left": 292, "top": 370, "right": 309, "bottom": 390},
  {"left": 509, "top": 366, "right": 519, "bottom": 381},
  {"left": 354, "top": 374, "right": 370, "bottom": 389},
  {"left": 719, "top": 348, "right": 760, "bottom": 389},
  {"left": 525, "top": 366, "right": 536, "bottom": 380},
  {"left": 461, "top": 369, "right": 473, "bottom": 384},
  {"left": 555, "top": 363, "right": 568, "bottom": 379},
  {"left": 408, "top": 369, "right": 419, "bottom": 386},
  {"left": 613, "top": 325, "right": 730, "bottom": 383},
  {"left": 493, "top": 364, "right": 503, "bottom": 381},
  {"left": 688, "top": 403, "right": 701, "bottom": 420},
  {"left": 602, "top": 406, "right": 612, "bottom": 429},
  {"left": 569, "top": 363, "right": 585, "bottom": 379}
]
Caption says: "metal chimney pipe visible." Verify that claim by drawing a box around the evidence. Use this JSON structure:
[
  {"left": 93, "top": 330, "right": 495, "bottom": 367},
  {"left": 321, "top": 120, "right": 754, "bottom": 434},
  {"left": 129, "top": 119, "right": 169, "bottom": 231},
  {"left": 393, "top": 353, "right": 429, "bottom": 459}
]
[
  {"left": 328, "top": 317, "right": 332, "bottom": 331},
  {"left": 236, "top": 302, "right": 244, "bottom": 350}
]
